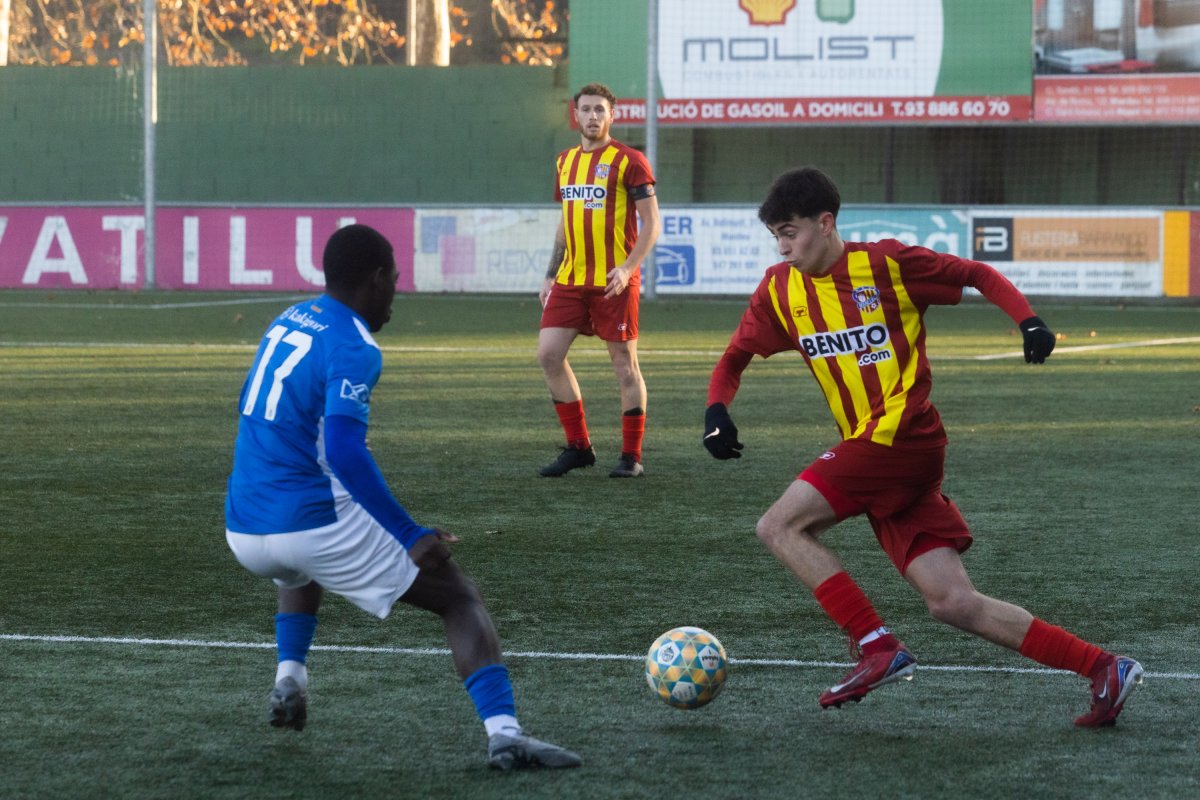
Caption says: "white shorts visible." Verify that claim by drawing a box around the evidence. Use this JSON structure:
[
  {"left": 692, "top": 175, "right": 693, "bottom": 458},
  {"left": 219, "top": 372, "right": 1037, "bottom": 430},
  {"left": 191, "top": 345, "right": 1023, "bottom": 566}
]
[{"left": 226, "top": 502, "right": 419, "bottom": 620}]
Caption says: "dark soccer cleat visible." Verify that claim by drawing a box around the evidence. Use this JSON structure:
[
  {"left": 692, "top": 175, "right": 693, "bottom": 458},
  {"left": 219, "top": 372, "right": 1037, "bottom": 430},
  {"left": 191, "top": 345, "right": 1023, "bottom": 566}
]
[
  {"left": 609, "top": 454, "right": 644, "bottom": 478},
  {"left": 1074, "top": 654, "right": 1144, "bottom": 728},
  {"left": 539, "top": 445, "right": 596, "bottom": 477},
  {"left": 819, "top": 640, "right": 917, "bottom": 709},
  {"left": 268, "top": 676, "right": 308, "bottom": 732},
  {"left": 487, "top": 731, "right": 582, "bottom": 771}
]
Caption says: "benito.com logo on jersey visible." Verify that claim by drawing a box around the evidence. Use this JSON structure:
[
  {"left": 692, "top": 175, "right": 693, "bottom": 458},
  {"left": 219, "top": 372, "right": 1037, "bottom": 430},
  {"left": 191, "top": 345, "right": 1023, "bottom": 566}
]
[
  {"left": 561, "top": 184, "right": 607, "bottom": 209},
  {"left": 798, "top": 322, "right": 893, "bottom": 367}
]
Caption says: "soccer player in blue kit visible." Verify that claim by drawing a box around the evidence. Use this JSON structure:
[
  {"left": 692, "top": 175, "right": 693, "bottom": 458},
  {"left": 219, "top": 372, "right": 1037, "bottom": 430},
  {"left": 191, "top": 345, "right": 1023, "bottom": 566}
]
[{"left": 224, "top": 224, "right": 581, "bottom": 771}]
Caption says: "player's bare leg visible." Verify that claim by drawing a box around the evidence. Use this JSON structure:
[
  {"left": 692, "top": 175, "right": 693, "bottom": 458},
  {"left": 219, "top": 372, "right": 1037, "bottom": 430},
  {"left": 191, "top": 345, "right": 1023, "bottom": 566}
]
[
  {"left": 401, "top": 557, "right": 502, "bottom": 678},
  {"left": 537, "top": 327, "right": 595, "bottom": 476},
  {"left": 755, "top": 480, "right": 843, "bottom": 590},
  {"left": 537, "top": 327, "right": 582, "bottom": 405},
  {"left": 758, "top": 480, "right": 916, "bottom": 707},
  {"left": 903, "top": 547, "right": 1033, "bottom": 649},
  {"left": 904, "top": 547, "right": 1143, "bottom": 726},
  {"left": 607, "top": 339, "right": 647, "bottom": 477},
  {"left": 401, "top": 558, "right": 581, "bottom": 769}
]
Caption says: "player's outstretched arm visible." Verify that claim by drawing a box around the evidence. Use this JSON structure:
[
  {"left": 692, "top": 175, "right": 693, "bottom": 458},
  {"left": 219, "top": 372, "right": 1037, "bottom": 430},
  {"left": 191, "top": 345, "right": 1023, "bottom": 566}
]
[
  {"left": 323, "top": 414, "right": 436, "bottom": 551},
  {"left": 1019, "top": 315, "right": 1056, "bottom": 364},
  {"left": 948, "top": 257, "right": 1056, "bottom": 366}
]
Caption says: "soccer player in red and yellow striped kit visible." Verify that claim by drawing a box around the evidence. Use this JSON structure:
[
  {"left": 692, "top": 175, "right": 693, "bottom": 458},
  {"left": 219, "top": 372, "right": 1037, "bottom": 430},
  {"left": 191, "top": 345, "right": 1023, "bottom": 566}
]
[
  {"left": 537, "top": 83, "right": 661, "bottom": 478},
  {"left": 703, "top": 167, "right": 1142, "bottom": 727}
]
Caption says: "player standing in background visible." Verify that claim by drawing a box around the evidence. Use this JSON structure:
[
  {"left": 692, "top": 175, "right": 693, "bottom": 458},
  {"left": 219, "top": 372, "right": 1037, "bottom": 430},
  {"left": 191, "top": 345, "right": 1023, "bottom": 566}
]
[
  {"left": 224, "top": 224, "right": 581, "bottom": 770},
  {"left": 537, "top": 82, "right": 662, "bottom": 478},
  {"left": 702, "top": 167, "right": 1143, "bottom": 727}
]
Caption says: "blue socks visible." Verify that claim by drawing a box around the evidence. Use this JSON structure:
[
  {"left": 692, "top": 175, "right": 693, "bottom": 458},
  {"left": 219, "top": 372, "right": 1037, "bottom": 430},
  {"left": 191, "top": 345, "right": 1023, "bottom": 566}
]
[
  {"left": 275, "top": 612, "right": 318, "bottom": 664},
  {"left": 464, "top": 664, "right": 518, "bottom": 734}
]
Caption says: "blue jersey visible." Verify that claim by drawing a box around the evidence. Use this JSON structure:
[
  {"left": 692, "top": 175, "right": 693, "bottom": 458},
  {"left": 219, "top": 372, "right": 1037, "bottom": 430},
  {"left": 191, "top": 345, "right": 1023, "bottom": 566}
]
[{"left": 226, "top": 295, "right": 381, "bottom": 534}]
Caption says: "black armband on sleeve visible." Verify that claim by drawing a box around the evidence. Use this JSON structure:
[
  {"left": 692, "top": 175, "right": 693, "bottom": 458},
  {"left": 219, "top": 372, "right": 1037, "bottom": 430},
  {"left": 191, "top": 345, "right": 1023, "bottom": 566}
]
[{"left": 629, "top": 183, "right": 656, "bottom": 201}]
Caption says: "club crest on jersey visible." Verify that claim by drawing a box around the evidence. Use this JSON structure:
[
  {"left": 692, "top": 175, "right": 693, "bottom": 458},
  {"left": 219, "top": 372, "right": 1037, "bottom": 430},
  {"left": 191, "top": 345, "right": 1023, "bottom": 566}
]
[
  {"left": 595, "top": 163, "right": 610, "bottom": 179},
  {"left": 851, "top": 286, "right": 881, "bottom": 313},
  {"left": 340, "top": 379, "right": 371, "bottom": 405}
]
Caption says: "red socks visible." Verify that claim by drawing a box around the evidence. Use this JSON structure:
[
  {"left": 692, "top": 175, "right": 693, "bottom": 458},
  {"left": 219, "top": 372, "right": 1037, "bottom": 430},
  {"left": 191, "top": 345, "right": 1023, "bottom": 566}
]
[
  {"left": 814, "top": 578, "right": 1105, "bottom": 676},
  {"left": 1019, "top": 618, "right": 1105, "bottom": 677},
  {"left": 621, "top": 409, "right": 645, "bottom": 460},
  {"left": 553, "top": 400, "right": 590, "bottom": 449},
  {"left": 813, "top": 571, "right": 886, "bottom": 644},
  {"left": 555, "top": 401, "right": 644, "bottom": 459}
]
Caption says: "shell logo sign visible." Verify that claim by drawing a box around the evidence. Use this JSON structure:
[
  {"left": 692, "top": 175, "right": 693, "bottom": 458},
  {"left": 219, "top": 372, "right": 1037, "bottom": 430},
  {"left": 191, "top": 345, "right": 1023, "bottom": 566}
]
[
  {"left": 738, "top": 0, "right": 797, "bottom": 25},
  {"left": 738, "top": 0, "right": 855, "bottom": 26}
]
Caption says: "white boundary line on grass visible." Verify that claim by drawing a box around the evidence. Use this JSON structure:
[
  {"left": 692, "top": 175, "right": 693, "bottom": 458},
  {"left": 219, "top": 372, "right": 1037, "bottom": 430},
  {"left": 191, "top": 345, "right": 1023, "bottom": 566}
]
[
  {"left": 965, "top": 336, "right": 1200, "bottom": 360},
  {"left": 1, "top": 633, "right": 1195, "bottom": 680},
  {"left": 2, "top": 337, "right": 1199, "bottom": 361},
  {"left": 0, "top": 295, "right": 314, "bottom": 310}
]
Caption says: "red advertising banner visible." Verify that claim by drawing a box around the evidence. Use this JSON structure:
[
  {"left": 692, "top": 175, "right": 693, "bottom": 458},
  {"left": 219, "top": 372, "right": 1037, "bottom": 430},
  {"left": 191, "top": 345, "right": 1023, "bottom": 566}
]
[
  {"left": 0, "top": 207, "right": 415, "bottom": 291},
  {"left": 1035, "top": 74, "right": 1200, "bottom": 122},
  {"left": 1033, "top": 0, "right": 1200, "bottom": 123},
  {"left": 605, "top": 95, "right": 1032, "bottom": 126}
]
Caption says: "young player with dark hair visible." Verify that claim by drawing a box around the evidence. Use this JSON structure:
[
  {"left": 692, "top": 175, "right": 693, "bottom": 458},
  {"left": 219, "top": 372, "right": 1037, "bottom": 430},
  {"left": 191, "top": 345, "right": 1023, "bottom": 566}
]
[
  {"left": 702, "top": 167, "right": 1143, "bottom": 727},
  {"left": 225, "top": 224, "right": 581, "bottom": 770},
  {"left": 537, "top": 82, "right": 662, "bottom": 478}
]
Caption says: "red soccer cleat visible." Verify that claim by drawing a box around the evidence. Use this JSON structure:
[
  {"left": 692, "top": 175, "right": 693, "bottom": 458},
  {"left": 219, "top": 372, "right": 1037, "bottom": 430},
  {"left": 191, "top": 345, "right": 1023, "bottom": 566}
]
[
  {"left": 1074, "top": 654, "right": 1144, "bottom": 728},
  {"left": 819, "top": 639, "right": 917, "bottom": 709}
]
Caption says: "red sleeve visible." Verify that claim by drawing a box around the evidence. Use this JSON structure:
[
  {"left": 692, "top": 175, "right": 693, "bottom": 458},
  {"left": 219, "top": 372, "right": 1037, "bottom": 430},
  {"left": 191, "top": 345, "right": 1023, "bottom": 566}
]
[
  {"left": 950, "top": 256, "right": 1036, "bottom": 319},
  {"left": 624, "top": 148, "right": 656, "bottom": 188},
  {"left": 708, "top": 269, "right": 795, "bottom": 406},
  {"left": 707, "top": 344, "right": 754, "bottom": 407},
  {"left": 730, "top": 270, "right": 796, "bottom": 357},
  {"left": 891, "top": 242, "right": 1035, "bottom": 323}
]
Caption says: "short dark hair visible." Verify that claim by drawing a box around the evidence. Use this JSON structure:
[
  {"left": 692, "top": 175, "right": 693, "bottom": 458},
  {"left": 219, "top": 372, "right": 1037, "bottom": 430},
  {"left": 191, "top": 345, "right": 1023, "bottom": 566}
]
[
  {"left": 573, "top": 83, "right": 617, "bottom": 110},
  {"left": 757, "top": 167, "right": 842, "bottom": 226},
  {"left": 322, "top": 224, "right": 394, "bottom": 290}
]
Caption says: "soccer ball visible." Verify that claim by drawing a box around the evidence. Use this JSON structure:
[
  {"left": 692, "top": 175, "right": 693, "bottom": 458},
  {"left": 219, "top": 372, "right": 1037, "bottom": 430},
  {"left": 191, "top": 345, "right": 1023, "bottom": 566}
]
[{"left": 645, "top": 626, "right": 728, "bottom": 709}]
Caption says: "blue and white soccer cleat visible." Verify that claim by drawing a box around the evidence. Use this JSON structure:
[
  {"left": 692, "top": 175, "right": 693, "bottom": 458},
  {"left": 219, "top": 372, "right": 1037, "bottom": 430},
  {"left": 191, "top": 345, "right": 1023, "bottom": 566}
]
[
  {"left": 1074, "top": 654, "right": 1144, "bottom": 728},
  {"left": 819, "top": 640, "right": 917, "bottom": 709}
]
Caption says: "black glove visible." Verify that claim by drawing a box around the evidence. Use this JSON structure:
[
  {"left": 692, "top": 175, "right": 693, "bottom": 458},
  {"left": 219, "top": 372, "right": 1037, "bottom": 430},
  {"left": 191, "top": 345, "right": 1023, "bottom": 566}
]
[
  {"left": 703, "top": 403, "right": 744, "bottom": 460},
  {"left": 1019, "top": 316, "right": 1055, "bottom": 364}
]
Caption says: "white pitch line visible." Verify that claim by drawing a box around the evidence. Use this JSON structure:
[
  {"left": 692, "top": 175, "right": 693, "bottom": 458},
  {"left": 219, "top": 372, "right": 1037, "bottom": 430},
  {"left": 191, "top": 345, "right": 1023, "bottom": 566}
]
[
  {"left": 964, "top": 336, "right": 1200, "bottom": 360},
  {"left": 2, "top": 336, "right": 1198, "bottom": 361},
  {"left": 0, "top": 295, "right": 315, "bottom": 310},
  {"left": 1, "top": 633, "right": 1194, "bottom": 680}
]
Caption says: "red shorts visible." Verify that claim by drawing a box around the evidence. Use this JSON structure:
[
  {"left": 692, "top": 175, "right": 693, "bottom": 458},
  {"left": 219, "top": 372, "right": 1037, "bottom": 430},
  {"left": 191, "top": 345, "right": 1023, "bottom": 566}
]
[
  {"left": 799, "top": 438, "right": 972, "bottom": 574},
  {"left": 540, "top": 283, "right": 639, "bottom": 342}
]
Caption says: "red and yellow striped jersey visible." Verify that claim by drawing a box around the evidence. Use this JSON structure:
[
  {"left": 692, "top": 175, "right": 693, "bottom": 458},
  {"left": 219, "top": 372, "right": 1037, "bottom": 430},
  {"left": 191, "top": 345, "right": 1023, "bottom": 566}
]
[
  {"left": 553, "top": 139, "right": 655, "bottom": 289},
  {"left": 729, "top": 240, "right": 1033, "bottom": 447}
]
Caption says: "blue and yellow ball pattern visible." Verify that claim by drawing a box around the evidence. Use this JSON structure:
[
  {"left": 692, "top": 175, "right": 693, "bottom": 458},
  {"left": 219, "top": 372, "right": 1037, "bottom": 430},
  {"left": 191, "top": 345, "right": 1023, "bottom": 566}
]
[{"left": 645, "top": 626, "right": 728, "bottom": 709}]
